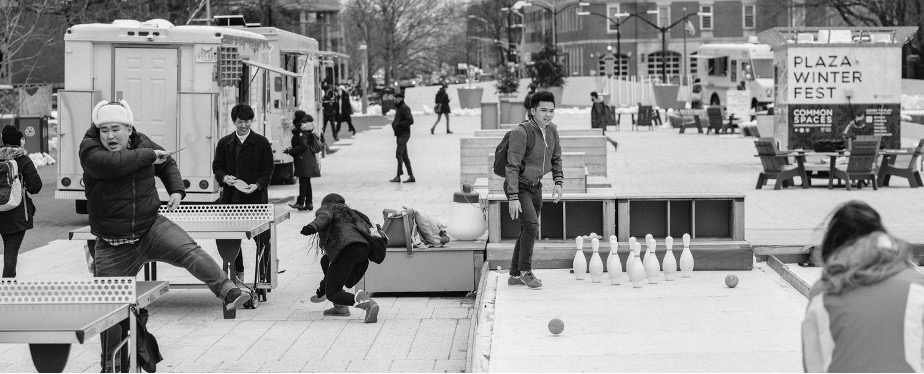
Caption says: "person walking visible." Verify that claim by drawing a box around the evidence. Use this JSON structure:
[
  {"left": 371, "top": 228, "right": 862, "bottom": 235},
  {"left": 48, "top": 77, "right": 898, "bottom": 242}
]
[
  {"left": 285, "top": 110, "right": 322, "bottom": 211},
  {"left": 590, "top": 91, "right": 619, "bottom": 151},
  {"left": 321, "top": 86, "right": 340, "bottom": 142},
  {"left": 504, "top": 91, "right": 564, "bottom": 288},
  {"left": 0, "top": 125, "right": 42, "bottom": 278},
  {"left": 431, "top": 84, "right": 452, "bottom": 134},
  {"left": 337, "top": 86, "right": 356, "bottom": 137},
  {"left": 81, "top": 100, "right": 250, "bottom": 371},
  {"left": 390, "top": 91, "right": 415, "bottom": 183},
  {"left": 802, "top": 200, "right": 924, "bottom": 372},
  {"left": 300, "top": 193, "right": 380, "bottom": 323},
  {"left": 523, "top": 83, "right": 537, "bottom": 120},
  {"left": 213, "top": 103, "right": 275, "bottom": 285}
]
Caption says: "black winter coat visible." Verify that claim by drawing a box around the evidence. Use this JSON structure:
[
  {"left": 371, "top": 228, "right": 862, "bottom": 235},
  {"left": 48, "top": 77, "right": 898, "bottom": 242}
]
[
  {"left": 434, "top": 89, "right": 451, "bottom": 114},
  {"left": 305, "top": 205, "right": 372, "bottom": 262},
  {"left": 391, "top": 100, "right": 414, "bottom": 137},
  {"left": 339, "top": 95, "right": 353, "bottom": 120},
  {"left": 213, "top": 131, "right": 274, "bottom": 204},
  {"left": 0, "top": 146, "right": 41, "bottom": 234},
  {"left": 290, "top": 128, "right": 321, "bottom": 178},
  {"left": 79, "top": 126, "right": 185, "bottom": 240}
]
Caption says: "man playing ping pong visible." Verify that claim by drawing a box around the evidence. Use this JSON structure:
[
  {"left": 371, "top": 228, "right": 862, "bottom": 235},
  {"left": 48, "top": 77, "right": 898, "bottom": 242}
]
[{"left": 80, "top": 100, "right": 251, "bottom": 371}]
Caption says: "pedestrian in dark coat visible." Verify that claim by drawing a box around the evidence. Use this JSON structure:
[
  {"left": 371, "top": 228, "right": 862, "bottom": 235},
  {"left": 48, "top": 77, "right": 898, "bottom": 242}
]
[
  {"left": 0, "top": 125, "right": 42, "bottom": 278},
  {"left": 300, "top": 193, "right": 380, "bottom": 323},
  {"left": 322, "top": 87, "right": 340, "bottom": 142},
  {"left": 590, "top": 91, "right": 614, "bottom": 129},
  {"left": 390, "top": 92, "right": 415, "bottom": 183},
  {"left": 285, "top": 110, "right": 321, "bottom": 211},
  {"left": 431, "top": 84, "right": 452, "bottom": 134},
  {"left": 212, "top": 104, "right": 275, "bottom": 283},
  {"left": 337, "top": 86, "right": 356, "bottom": 136}
]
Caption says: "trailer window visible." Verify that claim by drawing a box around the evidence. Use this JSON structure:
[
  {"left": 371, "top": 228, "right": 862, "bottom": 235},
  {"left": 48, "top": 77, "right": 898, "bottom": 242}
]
[
  {"left": 707, "top": 57, "right": 727, "bottom": 77},
  {"left": 218, "top": 46, "right": 242, "bottom": 87},
  {"left": 750, "top": 59, "right": 772, "bottom": 79}
]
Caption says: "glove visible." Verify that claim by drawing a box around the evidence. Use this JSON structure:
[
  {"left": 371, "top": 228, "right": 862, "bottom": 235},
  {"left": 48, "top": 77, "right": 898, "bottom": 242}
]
[{"left": 300, "top": 225, "right": 317, "bottom": 236}]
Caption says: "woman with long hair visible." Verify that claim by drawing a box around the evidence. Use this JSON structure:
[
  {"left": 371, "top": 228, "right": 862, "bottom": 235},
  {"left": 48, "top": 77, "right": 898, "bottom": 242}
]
[
  {"left": 431, "top": 84, "right": 452, "bottom": 134},
  {"left": 300, "top": 193, "right": 380, "bottom": 323},
  {"left": 286, "top": 110, "right": 321, "bottom": 211},
  {"left": 802, "top": 200, "right": 924, "bottom": 372}
]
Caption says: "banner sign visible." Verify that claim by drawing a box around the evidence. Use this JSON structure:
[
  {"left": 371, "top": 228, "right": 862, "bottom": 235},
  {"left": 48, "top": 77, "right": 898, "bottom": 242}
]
[
  {"left": 788, "top": 104, "right": 900, "bottom": 150},
  {"left": 786, "top": 48, "right": 901, "bottom": 104}
]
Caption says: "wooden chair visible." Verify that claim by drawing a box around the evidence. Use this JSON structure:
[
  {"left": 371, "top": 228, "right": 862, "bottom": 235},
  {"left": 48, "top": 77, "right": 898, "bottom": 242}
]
[
  {"left": 705, "top": 108, "right": 724, "bottom": 134},
  {"left": 879, "top": 139, "right": 924, "bottom": 188},
  {"left": 633, "top": 105, "right": 656, "bottom": 131},
  {"left": 754, "top": 138, "right": 805, "bottom": 190},
  {"left": 677, "top": 109, "right": 703, "bottom": 134},
  {"left": 831, "top": 137, "right": 881, "bottom": 190}
]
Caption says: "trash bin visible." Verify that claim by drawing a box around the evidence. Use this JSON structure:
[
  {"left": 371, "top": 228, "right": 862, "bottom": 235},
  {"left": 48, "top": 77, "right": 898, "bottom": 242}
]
[
  {"left": 381, "top": 87, "right": 396, "bottom": 115},
  {"left": 15, "top": 115, "right": 49, "bottom": 154}
]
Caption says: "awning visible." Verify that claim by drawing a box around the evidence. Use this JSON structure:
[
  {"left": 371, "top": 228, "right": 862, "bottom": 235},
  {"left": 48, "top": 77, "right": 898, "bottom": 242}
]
[
  {"left": 694, "top": 54, "right": 729, "bottom": 59},
  {"left": 242, "top": 60, "right": 299, "bottom": 77}
]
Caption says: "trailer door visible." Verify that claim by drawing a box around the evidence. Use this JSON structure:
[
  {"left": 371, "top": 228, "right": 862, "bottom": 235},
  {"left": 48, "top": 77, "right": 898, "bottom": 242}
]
[{"left": 113, "top": 47, "right": 178, "bottom": 151}]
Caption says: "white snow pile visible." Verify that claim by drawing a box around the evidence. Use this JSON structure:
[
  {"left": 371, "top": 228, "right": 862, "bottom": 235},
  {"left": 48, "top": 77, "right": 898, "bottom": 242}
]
[
  {"left": 353, "top": 104, "right": 383, "bottom": 116},
  {"left": 29, "top": 152, "right": 56, "bottom": 167},
  {"left": 902, "top": 94, "right": 924, "bottom": 110}
]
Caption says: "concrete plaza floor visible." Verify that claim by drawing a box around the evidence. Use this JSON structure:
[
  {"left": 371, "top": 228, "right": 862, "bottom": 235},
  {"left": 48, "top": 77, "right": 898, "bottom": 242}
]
[{"left": 2, "top": 109, "right": 923, "bottom": 372}]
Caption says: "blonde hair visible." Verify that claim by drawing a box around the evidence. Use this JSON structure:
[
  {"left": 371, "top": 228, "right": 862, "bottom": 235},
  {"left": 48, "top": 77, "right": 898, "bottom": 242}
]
[{"left": 821, "top": 231, "right": 911, "bottom": 294}]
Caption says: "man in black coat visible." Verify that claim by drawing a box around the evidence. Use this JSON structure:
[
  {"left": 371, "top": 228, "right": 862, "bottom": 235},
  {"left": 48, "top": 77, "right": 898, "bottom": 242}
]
[
  {"left": 322, "top": 87, "right": 340, "bottom": 142},
  {"left": 390, "top": 91, "right": 415, "bottom": 183},
  {"left": 212, "top": 103, "right": 275, "bottom": 285}
]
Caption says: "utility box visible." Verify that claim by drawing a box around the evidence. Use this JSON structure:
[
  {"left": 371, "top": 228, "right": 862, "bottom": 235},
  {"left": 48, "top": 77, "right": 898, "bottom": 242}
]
[
  {"left": 759, "top": 27, "right": 918, "bottom": 150},
  {"left": 16, "top": 115, "right": 49, "bottom": 154}
]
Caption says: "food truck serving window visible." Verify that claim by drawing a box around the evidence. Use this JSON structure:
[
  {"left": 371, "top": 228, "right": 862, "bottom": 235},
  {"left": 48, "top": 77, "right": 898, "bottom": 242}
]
[{"left": 707, "top": 57, "right": 728, "bottom": 77}]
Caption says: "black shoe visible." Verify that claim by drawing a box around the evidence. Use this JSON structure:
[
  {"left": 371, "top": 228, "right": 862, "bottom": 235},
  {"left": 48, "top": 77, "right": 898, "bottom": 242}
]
[
  {"left": 404, "top": 177, "right": 416, "bottom": 183},
  {"left": 608, "top": 138, "right": 618, "bottom": 151},
  {"left": 224, "top": 288, "right": 251, "bottom": 310},
  {"left": 446, "top": 130, "right": 453, "bottom": 134},
  {"left": 430, "top": 127, "right": 435, "bottom": 135},
  {"left": 288, "top": 203, "right": 304, "bottom": 210},
  {"left": 352, "top": 130, "right": 356, "bottom": 136},
  {"left": 305, "top": 202, "right": 314, "bottom": 211},
  {"left": 327, "top": 147, "right": 338, "bottom": 154},
  {"left": 389, "top": 177, "right": 402, "bottom": 183},
  {"left": 333, "top": 136, "right": 340, "bottom": 142}
]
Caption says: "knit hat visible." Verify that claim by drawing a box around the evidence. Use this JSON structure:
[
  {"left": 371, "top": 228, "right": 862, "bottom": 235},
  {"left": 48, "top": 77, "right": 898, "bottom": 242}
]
[
  {"left": 1, "top": 125, "right": 23, "bottom": 146},
  {"left": 92, "top": 100, "right": 135, "bottom": 127}
]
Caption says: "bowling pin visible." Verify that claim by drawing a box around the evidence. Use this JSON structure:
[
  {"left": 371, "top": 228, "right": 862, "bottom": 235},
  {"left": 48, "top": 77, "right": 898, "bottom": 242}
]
[
  {"left": 626, "top": 239, "right": 637, "bottom": 274},
  {"left": 573, "top": 236, "right": 587, "bottom": 280},
  {"left": 680, "top": 233, "right": 694, "bottom": 278},
  {"left": 589, "top": 238, "right": 604, "bottom": 283},
  {"left": 663, "top": 236, "right": 678, "bottom": 281},
  {"left": 607, "top": 237, "right": 622, "bottom": 285},
  {"left": 628, "top": 243, "right": 646, "bottom": 288},
  {"left": 644, "top": 240, "right": 660, "bottom": 284}
]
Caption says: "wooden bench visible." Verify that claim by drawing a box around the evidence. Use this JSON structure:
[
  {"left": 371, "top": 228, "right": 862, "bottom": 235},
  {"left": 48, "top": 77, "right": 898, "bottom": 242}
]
[
  {"left": 460, "top": 136, "right": 608, "bottom": 187},
  {"left": 677, "top": 109, "right": 705, "bottom": 134},
  {"left": 359, "top": 241, "right": 486, "bottom": 294}
]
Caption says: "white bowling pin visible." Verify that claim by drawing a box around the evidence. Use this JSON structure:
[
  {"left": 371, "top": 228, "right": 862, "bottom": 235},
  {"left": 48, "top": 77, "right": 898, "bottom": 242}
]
[
  {"left": 643, "top": 237, "right": 654, "bottom": 264},
  {"left": 607, "top": 237, "right": 622, "bottom": 285},
  {"left": 644, "top": 241, "right": 660, "bottom": 284},
  {"left": 628, "top": 244, "right": 646, "bottom": 288},
  {"left": 589, "top": 238, "right": 604, "bottom": 283},
  {"left": 626, "top": 240, "right": 637, "bottom": 274},
  {"left": 574, "top": 236, "right": 587, "bottom": 280},
  {"left": 680, "top": 233, "right": 694, "bottom": 278},
  {"left": 662, "top": 236, "right": 678, "bottom": 281}
]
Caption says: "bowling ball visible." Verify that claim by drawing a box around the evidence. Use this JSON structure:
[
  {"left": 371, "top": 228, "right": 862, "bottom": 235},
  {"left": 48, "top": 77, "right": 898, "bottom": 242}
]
[
  {"left": 725, "top": 274, "right": 739, "bottom": 288},
  {"left": 548, "top": 317, "right": 564, "bottom": 335}
]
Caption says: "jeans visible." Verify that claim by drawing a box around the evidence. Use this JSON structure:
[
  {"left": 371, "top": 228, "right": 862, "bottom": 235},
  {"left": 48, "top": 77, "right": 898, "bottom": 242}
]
[
  {"left": 1, "top": 231, "right": 26, "bottom": 278},
  {"left": 298, "top": 177, "right": 313, "bottom": 206},
  {"left": 323, "top": 243, "right": 371, "bottom": 306},
  {"left": 395, "top": 134, "right": 413, "bottom": 177},
  {"left": 94, "top": 214, "right": 235, "bottom": 370},
  {"left": 507, "top": 182, "right": 542, "bottom": 276}
]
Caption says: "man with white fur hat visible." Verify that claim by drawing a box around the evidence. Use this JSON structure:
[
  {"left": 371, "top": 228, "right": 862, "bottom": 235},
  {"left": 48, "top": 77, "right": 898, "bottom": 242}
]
[{"left": 80, "top": 100, "right": 251, "bottom": 371}]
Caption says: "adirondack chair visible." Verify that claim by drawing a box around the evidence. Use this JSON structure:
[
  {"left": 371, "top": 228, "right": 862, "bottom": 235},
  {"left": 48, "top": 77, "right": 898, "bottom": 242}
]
[
  {"left": 754, "top": 138, "right": 804, "bottom": 190},
  {"left": 677, "top": 109, "right": 703, "bottom": 134},
  {"left": 831, "top": 137, "right": 881, "bottom": 190},
  {"left": 705, "top": 107, "right": 724, "bottom": 134},
  {"left": 634, "top": 105, "right": 656, "bottom": 131},
  {"left": 879, "top": 139, "right": 924, "bottom": 188}
]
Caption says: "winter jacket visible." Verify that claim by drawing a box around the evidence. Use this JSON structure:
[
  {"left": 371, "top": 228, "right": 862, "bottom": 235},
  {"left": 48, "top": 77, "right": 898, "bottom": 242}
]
[
  {"left": 434, "top": 89, "right": 451, "bottom": 114},
  {"left": 591, "top": 101, "right": 613, "bottom": 129},
  {"left": 339, "top": 94, "right": 353, "bottom": 119},
  {"left": 79, "top": 126, "right": 185, "bottom": 240},
  {"left": 290, "top": 128, "right": 321, "bottom": 178},
  {"left": 213, "top": 131, "right": 274, "bottom": 204},
  {"left": 391, "top": 100, "right": 414, "bottom": 137},
  {"left": 305, "top": 205, "right": 372, "bottom": 262},
  {"left": 0, "top": 146, "right": 41, "bottom": 234},
  {"left": 322, "top": 91, "right": 339, "bottom": 116},
  {"left": 504, "top": 119, "right": 563, "bottom": 200}
]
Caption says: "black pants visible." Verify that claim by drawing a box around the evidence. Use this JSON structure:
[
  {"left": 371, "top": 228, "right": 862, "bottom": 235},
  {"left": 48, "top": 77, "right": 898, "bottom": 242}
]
[
  {"left": 337, "top": 117, "right": 355, "bottom": 135},
  {"left": 322, "top": 244, "right": 370, "bottom": 306},
  {"left": 395, "top": 133, "right": 413, "bottom": 177},
  {"left": 322, "top": 113, "right": 338, "bottom": 142},
  {"left": 297, "top": 177, "right": 313, "bottom": 206},
  {"left": 1, "top": 230, "right": 26, "bottom": 278},
  {"left": 507, "top": 182, "right": 542, "bottom": 276}
]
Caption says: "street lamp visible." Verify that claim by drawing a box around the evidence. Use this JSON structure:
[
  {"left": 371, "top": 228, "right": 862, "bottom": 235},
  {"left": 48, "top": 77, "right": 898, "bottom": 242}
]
[
  {"left": 631, "top": 8, "right": 702, "bottom": 84},
  {"left": 576, "top": 4, "right": 630, "bottom": 76},
  {"left": 468, "top": 15, "right": 490, "bottom": 79},
  {"left": 514, "top": 0, "right": 585, "bottom": 49}
]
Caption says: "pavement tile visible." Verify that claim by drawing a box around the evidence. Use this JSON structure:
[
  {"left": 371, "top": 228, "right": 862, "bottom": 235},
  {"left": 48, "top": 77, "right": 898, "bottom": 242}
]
[
  {"left": 323, "top": 320, "right": 385, "bottom": 360},
  {"left": 214, "top": 358, "right": 266, "bottom": 373},
  {"left": 251, "top": 308, "right": 296, "bottom": 320},
  {"left": 257, "top": 359, "right": 310, "bottom": 373},
  {"left": 389, "top": 359, "right": 436, "bottom": 372},
  {"left": 242, "top": 321, "right": 311, "bottom": 361},
  {"left": 196, "top": 320, "right": 276, "bottom": 363},
  {"left": 301, "top": 359, "right": 350, "bottom": 373},
  {"left": 394, "top": 306, "right": 435, "bottom": 319},
  {"left": 163, "top": 360, "right": 222, "bottom": 373},
  {"left": 434, "top": 359, "right": 467, "bottom": 373},
  {"left": 279, "top": 320, "right": 347, "bottom": 362},
  {"left": 448, "top": 319, "right": 472, "bottom": 360},
  {"left": 406, "top": 319, "right": 458, "bottom": 360},
  {"left": 432, "top": 307, "right": 471, "bottom": 319},
  {"left": 344, "top": 359, "right": 394, "bottom": 372},
  {"left": 364, "top": 319, "right": 420, "bottom": 360}
]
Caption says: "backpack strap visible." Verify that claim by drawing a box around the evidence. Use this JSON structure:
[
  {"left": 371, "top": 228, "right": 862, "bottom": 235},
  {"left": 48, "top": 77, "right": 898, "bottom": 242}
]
[{"left": 519, "top": 122, "right": 535, "bottom": 156}]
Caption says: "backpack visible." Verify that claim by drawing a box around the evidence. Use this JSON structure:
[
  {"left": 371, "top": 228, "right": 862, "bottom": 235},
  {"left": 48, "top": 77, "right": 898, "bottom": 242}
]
[
  {"left": 492, "top": 123, "right": 535, "bottom": 177},
  {"left": 0, "top": 160, "right": 25, "bottom": 216}
]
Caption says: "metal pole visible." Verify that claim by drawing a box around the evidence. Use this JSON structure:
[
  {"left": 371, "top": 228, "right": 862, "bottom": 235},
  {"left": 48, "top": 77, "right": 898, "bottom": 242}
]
[
  {"left": 661, "top": 28, "right": 667, "bottom": 83},
  {"left": 507, "top": 10, "right": 513, "bottom": 64},
  {"left": 360, "top": 44, "right": 368, "bottom": 114},
  {"left": 682, "top": 23, "right": 687, "bottom": 86},
  {"left": 206, "top": 0, "right": 211, "bottom": 24},
  {"left": 616, "top": 22, "right": 621, "bottom": 77}
]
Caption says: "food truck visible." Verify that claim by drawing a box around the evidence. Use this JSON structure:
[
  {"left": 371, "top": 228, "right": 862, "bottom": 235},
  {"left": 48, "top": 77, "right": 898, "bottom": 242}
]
[
  {"left": 56, "top": 19, "right": 321, "bottom": 213},
  {"left": 694, "top": 43, "right": 774, "bottom": 109},
  {"left": 758, "top": 27, "right": 918, "bottom": 150}
]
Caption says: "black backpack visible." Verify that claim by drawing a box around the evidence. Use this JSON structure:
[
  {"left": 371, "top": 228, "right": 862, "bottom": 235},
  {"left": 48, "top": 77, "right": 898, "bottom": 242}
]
[{"left": 492, "top": 123, "right": 535, "bottom": 177}]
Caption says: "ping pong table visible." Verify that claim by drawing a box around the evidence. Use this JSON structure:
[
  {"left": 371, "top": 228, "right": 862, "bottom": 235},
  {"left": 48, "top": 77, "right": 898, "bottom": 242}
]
[
  {"left": 69, "top": 204, "right": 289, "bottom": 319},
  {"left": 0, "top": 278, "right": 169, "bottom": 373}
]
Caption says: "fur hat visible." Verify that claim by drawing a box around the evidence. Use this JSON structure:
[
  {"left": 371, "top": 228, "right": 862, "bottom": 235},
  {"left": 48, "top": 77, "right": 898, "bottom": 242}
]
[
  {"left": 92, "top": 100, "right": 134, "bottom": 127},
  {"left": 1, "top": 125, "right": 23, "bottom": 146}
]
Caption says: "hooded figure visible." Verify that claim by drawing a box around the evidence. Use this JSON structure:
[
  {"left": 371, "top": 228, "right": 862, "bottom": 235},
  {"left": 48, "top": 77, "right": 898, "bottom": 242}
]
[{"left": 0, "top": 125, "right": 42, "bottom": 278}]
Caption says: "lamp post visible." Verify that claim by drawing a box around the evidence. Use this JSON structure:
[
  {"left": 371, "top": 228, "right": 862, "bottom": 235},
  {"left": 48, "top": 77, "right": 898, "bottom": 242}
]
[
  {"left": 501, "top": 7, "right": 526, "bottom": 77},
  {"left": 514, "top": 0, "right": 585, "bottom": 49},
  {"left": 576, "top": 5, "right": 629, "bottom": 76},
  {"left": 468, "top": 15, "right": 490, "bottom": 76},
  {"left": 359, "top": 43, "right": 368, "bottom": 114},
  {"left": 630, "top": 8, "right": 702, "bottom": 84}
]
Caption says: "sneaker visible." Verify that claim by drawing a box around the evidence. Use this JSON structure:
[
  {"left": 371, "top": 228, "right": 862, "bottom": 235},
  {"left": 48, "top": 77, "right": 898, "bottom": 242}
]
[
  {"left": 507, "top": 275, "right": 523, "bottom": 286},
  {"left": 224, "top": 288, "right": 251, "bottom": 310},
  {"left": 354, "top": 290, "right": 380, "bottom": 323},
  {"left": 520, "top": 271, "right": 542, "bottom": 288},
  {"left": 323, "top": 304, "right": 350, "bottom": 316}
]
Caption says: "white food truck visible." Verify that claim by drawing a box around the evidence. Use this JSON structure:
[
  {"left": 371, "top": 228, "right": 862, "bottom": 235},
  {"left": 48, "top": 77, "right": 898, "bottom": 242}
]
[
  {"left": 56, "top": 19, "right": 321, "bottom": 213},
  {"left": 693, "top": 43, "right": 774, "bottom": 109}
]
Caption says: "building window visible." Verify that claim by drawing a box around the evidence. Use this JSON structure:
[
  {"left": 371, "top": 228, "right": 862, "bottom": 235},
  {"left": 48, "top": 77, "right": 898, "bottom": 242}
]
[
  {"left": 597, "top": 53, "right": 628, "bottom": 77},
  {"left": 647, "top": 51, "right": 682, "bottom": 78},
  {"left": 657, "top": 6, "right": 670, "bottom": 28},
  {"left": 689, "top": 52, "right": 698, "bottom": 76},
  {"left": 743, "top": 4, "right": 755, "bottom": 29},
  {"left": 700, "top": 5, "right": 713, "bottom": 30},
  {"left": 607, "top": 4, "right": 620, "bottom": 33}
]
